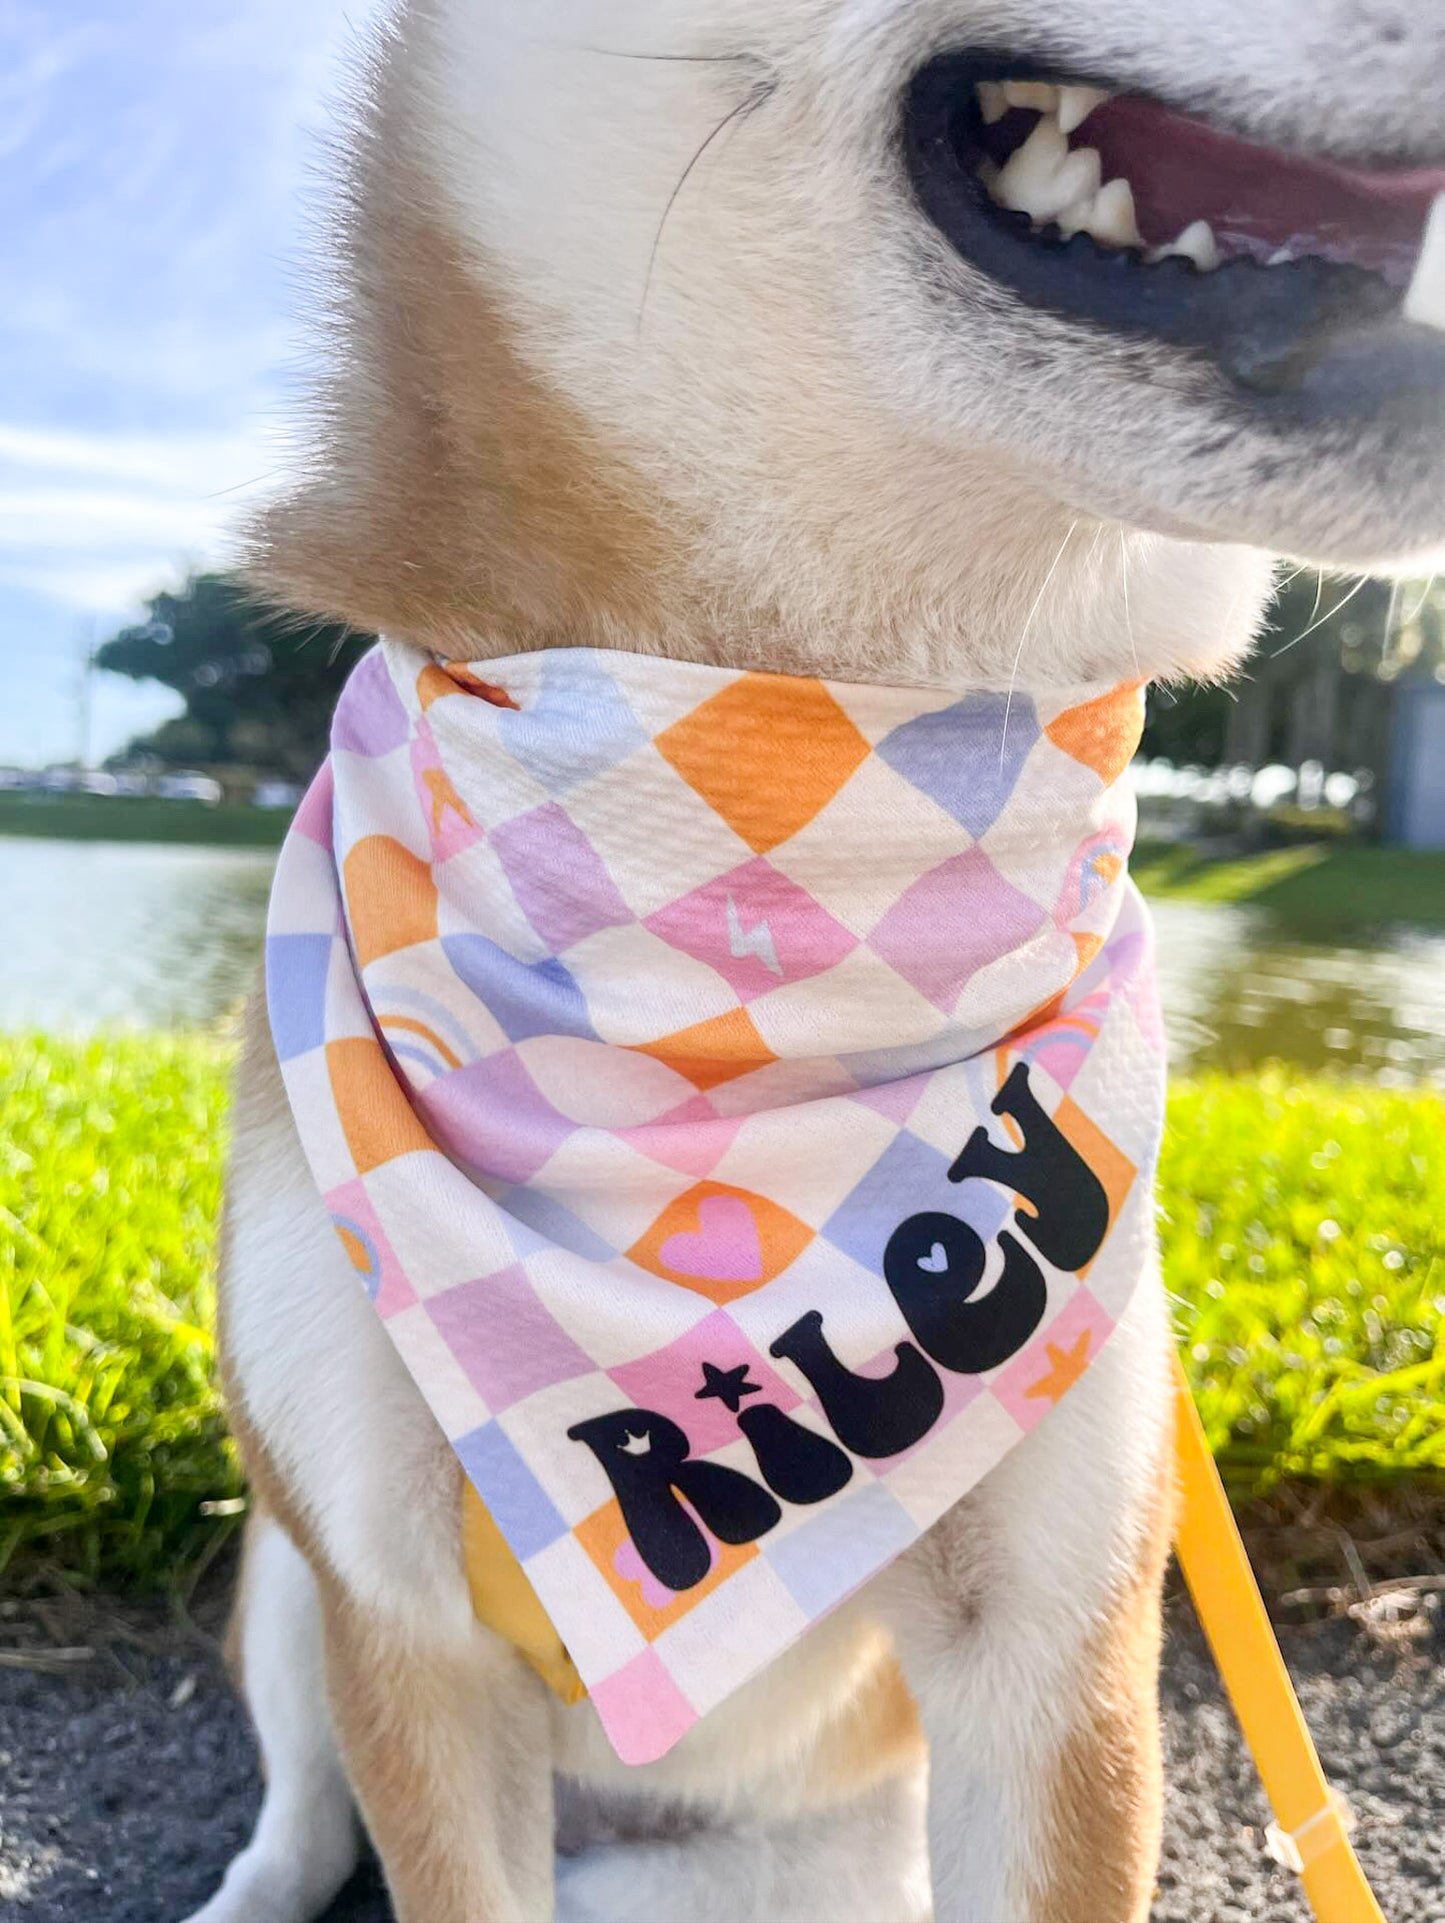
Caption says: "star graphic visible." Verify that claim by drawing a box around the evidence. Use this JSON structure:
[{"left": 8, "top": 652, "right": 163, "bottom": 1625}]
[
  {"left": 695, "top": 1362, "right": 764, "bottom": 1414},
  {"left": 1024, "top": 1330, "right": 1094, "bottom": 1406}
]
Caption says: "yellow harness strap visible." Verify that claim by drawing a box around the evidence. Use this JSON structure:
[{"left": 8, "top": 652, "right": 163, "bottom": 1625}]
[
  {"left": 462, "top": 1483, "right": 587, "bottom": 1705},
  {"left": 1173, "top": 1357, "right": 1387, "bottom": 1923}
]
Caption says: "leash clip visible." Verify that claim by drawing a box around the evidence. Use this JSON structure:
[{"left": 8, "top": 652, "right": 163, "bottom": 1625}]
[{"left": 1265, "top": 1789, "right": 1356, "bottom": 1875}]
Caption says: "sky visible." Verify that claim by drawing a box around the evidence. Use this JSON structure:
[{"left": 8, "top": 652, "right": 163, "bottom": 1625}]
[{"left": 0, "top": 0, "right": 389, "bottom": 766}]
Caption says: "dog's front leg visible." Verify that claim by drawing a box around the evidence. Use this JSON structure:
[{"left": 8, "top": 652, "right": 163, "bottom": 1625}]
[
  {"left": 875, "top": 1287, "right": 1173, "bottom": 1923},
  {"left": 321, "top": 1588, "right": 557, "bottom": 1923},
  {"left": 882, "top": 1530, "right": 1165, "bottom": 1923}
]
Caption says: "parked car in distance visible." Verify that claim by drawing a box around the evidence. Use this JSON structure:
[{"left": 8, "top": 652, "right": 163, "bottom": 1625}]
[{"left": 155, "top": 771, "right": 223, "bottom": 805}]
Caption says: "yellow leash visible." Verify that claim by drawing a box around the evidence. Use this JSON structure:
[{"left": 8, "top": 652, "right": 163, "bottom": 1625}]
[{"left": 1173, "top": 1357, "right": 1386, "bottom": 1923}]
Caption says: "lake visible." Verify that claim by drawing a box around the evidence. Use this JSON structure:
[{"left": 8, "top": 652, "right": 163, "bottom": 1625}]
[
  {"left": 0, "top": 838, "right": 274, "bottom": 1032},
  {"left": 2, "top": 835, "right": 1443, "bottom": 1084}
]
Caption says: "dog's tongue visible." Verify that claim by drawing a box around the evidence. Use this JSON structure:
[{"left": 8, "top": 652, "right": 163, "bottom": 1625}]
[{"left": 1083, "top": 95, "right": 1445, "bottom": 283}]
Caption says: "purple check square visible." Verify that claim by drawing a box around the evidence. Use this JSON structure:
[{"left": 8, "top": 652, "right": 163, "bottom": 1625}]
[
  {"left": 443, "top": 937, "right": 597, "bottom": 1043},
  {"left": 868, "top": 849, "right": 1044, "bottom": 1013},
  {"left": 266, "top": 934, "right": 333, "bottom": 1062},
  {"left": 332, "top": 648, "right": 411, "bottom": 758},
  {"left": 877, "top": 694, "right": 1039, "bottom": 837},
  {"left": 452, "top": 1421, "right": 569, "bottom": 1560},
  {"left": 495, "top": 653, "right": 649, "bottom": 794},
  {"left": 491, "top": 803, "right": 633, "bottom": 954},
  {"left": 823, "top": 1126, "right": 1012, "bottom": 1278},
  {"left": 764, "top": 1484, "right": 916, "bottom": 1619},
  {"left": 419, "top": 1048, "right": 574, "bottom": 1184},
  {"left": 429, "top": 1265, "right": 595, "bottom": 1413},
  {"left": 822, "top": 1128, "right": 953, "bottom": 1272}
]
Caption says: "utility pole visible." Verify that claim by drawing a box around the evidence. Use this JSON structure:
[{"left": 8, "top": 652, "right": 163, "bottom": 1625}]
[{"left": 75, "top": 616, "right": 97, "bottom": 770}]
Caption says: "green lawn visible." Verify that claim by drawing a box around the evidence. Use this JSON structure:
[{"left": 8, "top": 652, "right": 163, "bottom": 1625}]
[
  {"left": 1161, "top": 1073, "right": 1444, "bottom": 1492},
  {"left": 1133, "top": 838, "right": 1445, "bottom": 933},
  {"left": 0, "top": 1036, "right": 1441, "bottom": 1590},
  {"left": 0, "top": 1034, "right": 241, "bottom": 1587},
  {"left": 0, "top": 792, "right": 290, "bottom": 848}
]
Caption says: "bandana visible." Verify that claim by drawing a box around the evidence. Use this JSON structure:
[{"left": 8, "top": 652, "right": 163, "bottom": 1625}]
[{"left": 267, "top": 642, "right": 1164, "bottom": 1766}]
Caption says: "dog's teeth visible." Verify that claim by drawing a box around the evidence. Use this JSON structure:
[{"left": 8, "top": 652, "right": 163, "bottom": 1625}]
[
  {"left": 1404, "top": 192, "right": 1445, "bottom": 333},
  {"left": 1267, "top": 246, "right": 1297, "bottom": 267},
  {"left": 994, "top": 117, "right": 1071, "bottom": 220},
  {"left": 994, "top": 119, "right": 1104, "bottom": 228},
  {"left": 1152, "top": 219, "right": 1221, "bottom": 271},
  {"left": 1058, "top": 193, "right": 1098, "bottom": 238},
  {"left": 1002, "top": 81, "right": 1061, "bottom": 114},
  {"left": 1084, "top": 177, "right": 1142, "bottom": 250},
  {"left": 1057, "top": 86, "right": 1109, "bottom": 136},
  {"left": 977, "top": 81, "right": 1009, "bottom": 125},
  {"left": 1051, "top": 147, "right": 1104, "bottom": 217}
]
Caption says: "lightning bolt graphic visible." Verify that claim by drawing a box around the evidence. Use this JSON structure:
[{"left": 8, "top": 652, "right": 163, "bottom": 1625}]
[{"left": 726, "top": 895, "right": 783, "bottom": 978}]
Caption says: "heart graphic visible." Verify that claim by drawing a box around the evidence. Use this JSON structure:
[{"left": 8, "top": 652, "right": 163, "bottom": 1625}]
[
  {"left": 614, "top": 1539, "right": 684, "bottom": 1610},
  {"left": 917, "top": 1243, "right": 949, "bottom": 1274},
  {"left": 660, "top": 1196, "right": 765, "bottom": 1285}
]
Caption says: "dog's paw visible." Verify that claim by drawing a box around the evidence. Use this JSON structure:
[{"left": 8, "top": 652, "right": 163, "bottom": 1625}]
[{"left": 178, "top": 1840, "right": 358, "bottom": 1923}]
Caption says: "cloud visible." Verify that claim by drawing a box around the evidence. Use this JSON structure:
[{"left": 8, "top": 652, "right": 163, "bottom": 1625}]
[
  {"left": 0, "top": 0, "right": 389, "bottom": 763},
  {"left": 0, "top": 422, "right": 279, "bottom": 491},
  {"left": 0, "top": 559, "right": 207, "bottom": 616},
  {"left": 0, "top": 420, "right": 279, "bottom": 613}
]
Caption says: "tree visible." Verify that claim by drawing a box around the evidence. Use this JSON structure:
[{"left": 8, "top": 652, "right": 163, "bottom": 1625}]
[
  {"left": 1142, "top": 571, "right": 1444, "bottom": 772},
  {"left": 98, "top": 574, "right": 373, "bottom": 780}
]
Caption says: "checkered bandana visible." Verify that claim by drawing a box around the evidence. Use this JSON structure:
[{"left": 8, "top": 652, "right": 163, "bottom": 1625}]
[{"left": 267, "top": 641, "right": 1165, "bottom": 1766}]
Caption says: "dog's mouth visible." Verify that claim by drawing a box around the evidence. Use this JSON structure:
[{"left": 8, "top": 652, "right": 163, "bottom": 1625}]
[{"left": 905, "top": 55, "right": 1445, "bottom": 415}]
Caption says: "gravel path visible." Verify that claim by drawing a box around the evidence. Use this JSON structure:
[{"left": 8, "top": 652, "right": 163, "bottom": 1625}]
[{"left": 1, "top": 1588, "right": 1440, "bottom": 1921}]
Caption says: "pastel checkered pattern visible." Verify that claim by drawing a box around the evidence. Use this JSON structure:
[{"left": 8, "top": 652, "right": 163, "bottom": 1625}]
[{"left": 267, "top": 642, "right": 1166, "bottom": 1765}]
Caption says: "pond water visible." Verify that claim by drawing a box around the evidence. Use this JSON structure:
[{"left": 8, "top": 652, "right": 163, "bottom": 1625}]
[
  {"left": 2, "top": 835, "right": 1443, "bottom": 1085},
  {"left": 0, "top": 837, "right": 274, "bottom": 1032},
  {"left": 1149, "top": 900, "right": 1445, "bottom": 1085}
]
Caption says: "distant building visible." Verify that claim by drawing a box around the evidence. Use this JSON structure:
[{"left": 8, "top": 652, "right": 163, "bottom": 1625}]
[{"left": 1386, "top": 679, "right": 1445, "bottom": 851}]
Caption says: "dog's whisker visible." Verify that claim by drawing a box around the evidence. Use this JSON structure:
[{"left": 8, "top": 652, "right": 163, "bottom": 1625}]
[
  {"left": 638, "top": 79, "right": 777, "bottom": 336},
  {"left": 1271, "top": 572, "right": 1368, "bottom": 657},
  {"left": 1383, "top": 577, "right": 1403, "bottom": 667},
  {"left": 1403, "top": 572, "right": 1438, "bottom": 628},
  {"left": 1119, "top": 531, "right": 1142, "bottom": 683},
  {"left": 1000, "top": 519, "right": 1078, "bottom": 770},
  {"left": 573, "top": 48, "right": 757, "bottom": 66},
  {"left": 1305, "top": 568, "right": 1326, "bottom": 631}
]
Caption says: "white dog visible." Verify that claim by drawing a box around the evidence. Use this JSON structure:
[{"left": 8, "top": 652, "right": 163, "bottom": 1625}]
[{"left": 192, "top": 4, "right": 1445, "bottom": 1919}]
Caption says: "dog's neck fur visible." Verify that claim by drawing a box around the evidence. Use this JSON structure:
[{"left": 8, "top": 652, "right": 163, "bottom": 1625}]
[{"left": 247, "top": 21, "right": 1277, "bottom": 698}]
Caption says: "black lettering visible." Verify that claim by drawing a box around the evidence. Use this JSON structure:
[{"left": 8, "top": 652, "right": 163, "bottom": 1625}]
[
  {"left": 737, "top": 1403, "right": 854, "bottom": 1505},
  {"left": 568, "top": 1409, "right": 781, "bottom": 1592},
  {"left": 949, "top": 1063, "right": 1108, "bottom": 1272},
  {"left": 770, "top": 1311, "right": 944, "bottom": 1459},
  {"left": 885, "top": 1213, "right": 1048, "bottom": 1374}
]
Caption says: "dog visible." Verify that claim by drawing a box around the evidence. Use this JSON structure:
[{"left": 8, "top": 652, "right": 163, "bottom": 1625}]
[{"left": 188, "top": 4, "right": 1445, "bottom": 1919}]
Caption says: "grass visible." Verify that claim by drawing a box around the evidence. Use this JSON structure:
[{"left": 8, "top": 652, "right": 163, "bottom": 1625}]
[
  {"left": 0, "top": 1038, "right": 1440, "bottom": 1593},
  {"left": 1160, "top": 1072, "right": 1444, "bottom": 1493},
  {"left": 0, "top": 1034, "right": 241, "bottom": 1589},
  {"left": 0, "top": 792, "right": 290, "bottom": 849},
  {"left": 1133, "top": 838, "right": 1445, "bottom": 933}
]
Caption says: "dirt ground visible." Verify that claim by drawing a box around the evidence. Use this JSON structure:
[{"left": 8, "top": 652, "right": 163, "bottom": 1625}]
[{"left": 1, "top": 1584, "right": 1440, "bottom": 1921}]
